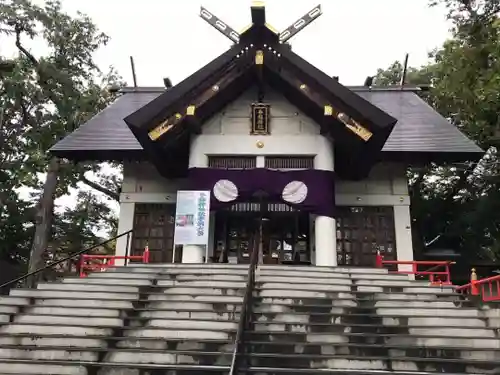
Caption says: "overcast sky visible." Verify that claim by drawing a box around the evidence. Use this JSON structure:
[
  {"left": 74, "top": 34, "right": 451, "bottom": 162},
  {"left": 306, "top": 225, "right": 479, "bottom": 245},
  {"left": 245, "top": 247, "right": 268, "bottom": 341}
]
[
  {"left": 2, "top": 0, "right": 453, "bottom": 86},
  {"left": 5, "top": 0, "right": 453, "bottom": 225}
]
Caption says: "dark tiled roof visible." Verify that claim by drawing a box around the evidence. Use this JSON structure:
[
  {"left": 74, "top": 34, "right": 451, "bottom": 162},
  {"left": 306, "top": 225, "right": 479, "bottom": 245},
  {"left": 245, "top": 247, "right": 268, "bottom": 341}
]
[
  {"left": 50, "top": 87, "right": 483, "bottom": 157},
  {"left": 357, "top": 91, "right": 482, "bottom": 154},
  {"left": 50, "top": 92, "right": 152, "bottom": 152}
]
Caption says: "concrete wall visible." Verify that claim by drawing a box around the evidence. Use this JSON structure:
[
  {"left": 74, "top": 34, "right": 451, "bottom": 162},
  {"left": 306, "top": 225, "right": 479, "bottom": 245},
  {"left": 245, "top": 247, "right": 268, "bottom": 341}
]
[{"left": 115, "top": 86, "right": 413, "bottom": 268}]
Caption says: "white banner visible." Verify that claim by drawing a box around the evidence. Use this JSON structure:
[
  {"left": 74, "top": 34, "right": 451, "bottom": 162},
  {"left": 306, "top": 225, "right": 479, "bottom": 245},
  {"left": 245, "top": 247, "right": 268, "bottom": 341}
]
[{"left": 173, "top": 190, "right": 211, "bottom": 246}]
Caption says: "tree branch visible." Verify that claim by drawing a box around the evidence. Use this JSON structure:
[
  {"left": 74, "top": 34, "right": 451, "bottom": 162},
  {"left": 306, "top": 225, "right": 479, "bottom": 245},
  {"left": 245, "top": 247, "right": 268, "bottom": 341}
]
[
  {"left": 80, "top": 173, "right": 119, "bottom": 201},
  {"left": 14, "top": 26, "right": 39, "bottom": 67}
]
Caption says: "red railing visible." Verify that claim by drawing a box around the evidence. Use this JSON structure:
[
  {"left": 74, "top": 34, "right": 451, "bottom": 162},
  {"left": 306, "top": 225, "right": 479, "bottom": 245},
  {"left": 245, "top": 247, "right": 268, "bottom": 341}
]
[
  {"left": 375, "top": 251, "right": 454, "bottom": 285},
  {"left": 456, "top": 268, "right": 500, "bottom": 302},
  {"left": 79, "top": 246, "right": 150, "bottom": 277}
]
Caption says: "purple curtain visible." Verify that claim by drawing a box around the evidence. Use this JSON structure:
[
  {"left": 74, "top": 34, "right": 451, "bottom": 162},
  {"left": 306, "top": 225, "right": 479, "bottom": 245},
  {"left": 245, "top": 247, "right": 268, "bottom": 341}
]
[{"left": 188, "top": 168, "right": 335, "bottom": 218}]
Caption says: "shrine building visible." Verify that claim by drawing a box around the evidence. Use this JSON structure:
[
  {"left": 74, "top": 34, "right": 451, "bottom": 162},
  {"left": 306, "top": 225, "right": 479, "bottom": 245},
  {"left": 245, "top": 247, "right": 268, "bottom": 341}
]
[{"left": 49, "top": 3, "right": 483, "bottom": 269}]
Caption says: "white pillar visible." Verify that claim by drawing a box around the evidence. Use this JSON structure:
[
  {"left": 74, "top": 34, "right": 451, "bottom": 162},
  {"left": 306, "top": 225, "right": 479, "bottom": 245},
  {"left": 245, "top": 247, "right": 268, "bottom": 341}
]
[
  {"left": 313, "top": 137, "right": 337, "bottom": 267},
  {"left": 181, "top": 135, "right": 208, "bottom": 264},
  {"left": 394, "top": 205, "right": 414, "bottom": 277},
  {"left": 115, "top": 202, "right": 135, "bottom": 266}
]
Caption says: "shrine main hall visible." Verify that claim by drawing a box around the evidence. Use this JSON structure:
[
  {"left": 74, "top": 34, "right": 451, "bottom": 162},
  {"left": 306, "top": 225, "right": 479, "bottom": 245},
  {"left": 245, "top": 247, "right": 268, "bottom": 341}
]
[{"left": 50, "top": 3, "right": 483, "bottom": 269}]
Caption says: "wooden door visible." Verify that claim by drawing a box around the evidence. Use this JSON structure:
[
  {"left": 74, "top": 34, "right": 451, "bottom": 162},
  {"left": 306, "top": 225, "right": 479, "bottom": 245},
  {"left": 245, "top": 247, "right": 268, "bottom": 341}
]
[
  {"left": 336, "top": 206, "right": 396, "bottom": 267},
  {"left": 131, "top": 204, "right": 178, "bottom": 263}
]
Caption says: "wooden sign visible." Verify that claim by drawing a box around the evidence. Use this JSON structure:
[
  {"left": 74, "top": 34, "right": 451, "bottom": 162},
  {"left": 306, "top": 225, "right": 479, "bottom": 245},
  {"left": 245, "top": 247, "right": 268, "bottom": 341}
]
[{"left": 251, "top": 103, "right": 270, "bottom": 135}]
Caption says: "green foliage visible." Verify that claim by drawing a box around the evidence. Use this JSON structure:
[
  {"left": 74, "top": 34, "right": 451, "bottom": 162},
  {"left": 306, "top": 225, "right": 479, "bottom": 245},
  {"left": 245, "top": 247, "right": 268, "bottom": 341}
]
[
  {"left": 374, "top": 0, "right": 500, "bottom": 262},
  {"left": 0, "top": 0, "right": 122, "bottom": 282}
]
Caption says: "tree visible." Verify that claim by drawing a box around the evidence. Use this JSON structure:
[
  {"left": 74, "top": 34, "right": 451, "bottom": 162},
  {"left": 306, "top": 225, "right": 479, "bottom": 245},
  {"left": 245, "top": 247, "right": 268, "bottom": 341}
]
[
  {"left": 373, "top": 0, "right": 500, "bottom": 263},
  {"left": 0, "top": 0, "right": 122, "bottom": 286}
]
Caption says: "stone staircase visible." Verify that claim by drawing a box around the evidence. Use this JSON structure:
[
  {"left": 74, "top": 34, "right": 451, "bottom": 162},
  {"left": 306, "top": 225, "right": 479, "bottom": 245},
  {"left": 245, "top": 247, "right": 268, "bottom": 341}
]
[{"left": 0, "top": 264, "right": 498, "bottom": 374}]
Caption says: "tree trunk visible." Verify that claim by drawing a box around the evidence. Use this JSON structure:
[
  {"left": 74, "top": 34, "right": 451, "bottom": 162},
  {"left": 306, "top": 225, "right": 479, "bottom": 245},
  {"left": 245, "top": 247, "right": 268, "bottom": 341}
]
[{"left": 26, "top": 157, "right": 60, "bottom": 287}]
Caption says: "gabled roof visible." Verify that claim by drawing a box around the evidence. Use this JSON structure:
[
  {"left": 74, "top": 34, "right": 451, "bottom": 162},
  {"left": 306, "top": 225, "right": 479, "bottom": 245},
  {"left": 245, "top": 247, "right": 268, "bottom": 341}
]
[
  {"left": 51, "top": 86, "right": 483, "bottom": 161},
  {"left": 50, "top": 2, "right": 483, "bottom": 178},
  {"left": 123, "top": 42, "right": 398, "bottom": 164}
]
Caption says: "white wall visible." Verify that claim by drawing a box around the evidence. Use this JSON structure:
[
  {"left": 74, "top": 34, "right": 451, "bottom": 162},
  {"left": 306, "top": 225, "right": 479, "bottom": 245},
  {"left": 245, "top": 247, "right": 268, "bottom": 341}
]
[{"left": 203, "top": 85, "right": 319, "bottom": 136}]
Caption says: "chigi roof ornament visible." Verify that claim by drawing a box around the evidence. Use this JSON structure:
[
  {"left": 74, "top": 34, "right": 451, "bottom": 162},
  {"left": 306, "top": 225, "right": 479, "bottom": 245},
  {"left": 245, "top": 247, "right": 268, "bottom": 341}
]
[{"left": 199, "top": 2, "right": 322, "bottom": 45}]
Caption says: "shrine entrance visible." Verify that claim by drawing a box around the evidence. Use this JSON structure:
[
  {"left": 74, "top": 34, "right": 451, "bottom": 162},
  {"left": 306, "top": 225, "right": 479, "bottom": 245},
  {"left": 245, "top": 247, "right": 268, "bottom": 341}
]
[{"left": 212, "top": 202, "right": 311, "bottom": 265}]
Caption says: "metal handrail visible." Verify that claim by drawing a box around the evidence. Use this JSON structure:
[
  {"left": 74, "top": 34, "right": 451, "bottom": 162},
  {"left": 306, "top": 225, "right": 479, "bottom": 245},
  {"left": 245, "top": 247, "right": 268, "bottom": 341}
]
[
  {"left": 0, "top": 230, "right": 133, "bottom": 290},
  {"left": 229, "top": 228, "right": 260, "bottom": 375}
]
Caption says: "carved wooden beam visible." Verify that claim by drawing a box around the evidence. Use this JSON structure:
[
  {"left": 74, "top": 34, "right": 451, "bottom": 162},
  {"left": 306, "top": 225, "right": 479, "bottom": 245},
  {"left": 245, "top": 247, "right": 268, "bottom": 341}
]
[
  {"left": 148, "top": 54, "right": 253, "bottom": 142},
  {"left": 265, "top": 52, "right": 373, "bottom": 142}
]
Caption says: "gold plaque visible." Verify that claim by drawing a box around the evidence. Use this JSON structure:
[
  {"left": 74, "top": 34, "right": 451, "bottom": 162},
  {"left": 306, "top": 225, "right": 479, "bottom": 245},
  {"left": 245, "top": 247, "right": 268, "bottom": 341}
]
[{"left": 251, "top": 103, "right": 270, "bottom": 135}]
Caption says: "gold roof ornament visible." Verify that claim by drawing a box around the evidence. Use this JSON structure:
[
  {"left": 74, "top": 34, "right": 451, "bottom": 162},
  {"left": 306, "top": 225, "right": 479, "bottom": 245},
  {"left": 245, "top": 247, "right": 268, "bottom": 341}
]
[
  {"left": 255, "top": 50, "right": 264, "bottom": 65},
  {"left": 252, "top": 1, "right": 265, "bottom": 8},
  {"left": 186, "top": 105, "right": 196, "bottom": 116}
]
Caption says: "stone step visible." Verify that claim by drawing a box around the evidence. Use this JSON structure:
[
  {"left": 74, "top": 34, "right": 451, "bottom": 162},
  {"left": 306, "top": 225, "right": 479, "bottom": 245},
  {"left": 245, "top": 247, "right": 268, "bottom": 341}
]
[
  {"left": 0, "top": 359, "right": 230, "bottom": 375},
  {"left": 84, "top": 272, "right": 252, "bottom": 282},
  {"left": 0, "top": 305, "right": 20, "bottom": 314},
  {"left": 0, "top": 333, "right": 230, "bottom": 348},
  {"left": 257, "top": 283, "right": 456, "bottom": 294},
  {"left": 139, "top": 310, "right": 240, "bottom": 320},
  {"left": 246, "top": 352, "right": 500, "bottom": 373},
  {"left": 252, "top": 321, "right": 496, "bottom": 337},
  {"left": 33, "top": 298, "right": 135, "bottom": 309},
  {"left": 253, "top": 313, "right": 487, "bottom": 327},
  {"left": 144, "top": 301, "right": 242, "bottom": 311},
  {"left": 11, "top": 288, "right": 247, "bottom": 303},
  {"left": 0, "top": 347, "right": 236, "bottom": 366},
  {"left": 0, "top": 324, "right": 113, "bottom": 337},
  {"left": 39, "top": 281, "right": 248, "bottom": 292},
  {"left": 52, "top": 278, "right": 453, "bottom": 295},
  {"left": 249, "top": 331, "right": 500, "bottom": 349},
  {"left": 147, "top": 294, "right": 243, "bottom": 303},
  {"left": 258, "top": 265, "right": 389, "bottom": 275},
  {"left": 0, "top": 360, "right": 87, "bottom": 375},
  {"left": 1, "top": 315, "right": 239, "bottom": 331},
  {"left": 12, "top": 314, "right": 124, "bottom": 327},
  {"left": 25, "top": 306, "right": 122, "bottom": 317},
  {"left": 0, "top": 324, "right": 236, "bottom": 342},
  {"left": 0, "top": 297, "right": 30, "bottom": 307},
  {"left": 0, "top": 347, "right": 99, "bottom": 361},
  {"left": 156, "top": 280, "right": 248, "bottom": 288},
  {"left": 121, "top": 327, "right": 235, "bottom": 341},
  {"left": 246, "top": 340, "right": 500, "bottom": 361},
  {"left": 62, "top": 275, "right": 249, "bottom": 286},
  {"left": 10, "top": 289, "right": 140, "bottom": 301},
  {"left": 248, "top": 368, "right": 472, "bottom": 375},
  {"left": 36, "top": 283, "right": 141, "bottom": 293},
  {"left": 27, "top": 297, "right": 241, "bottom": 310},
  {"left": 247, "top": 367, "right": 471, "bottom": 375},
  {"left": 256, "top": 290, "right": 459, "bottom": 301},
  {"left": 103, "top": 267, "right": 250, "bottom": 276},
  {"left": 60, "top": 277, "right": 155, "bottom": 285},
  {"left": 111, "top": 264, "right": 390, "bottom": 275},
  {"left": 255, "top": 300, "right": 476, "bottom": 312},
  {"left": 4, "top": 341, "right": 499, "bottom": 362},
  {"left": 23, "top": 303, "right": 241, "bottom": 317}
]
